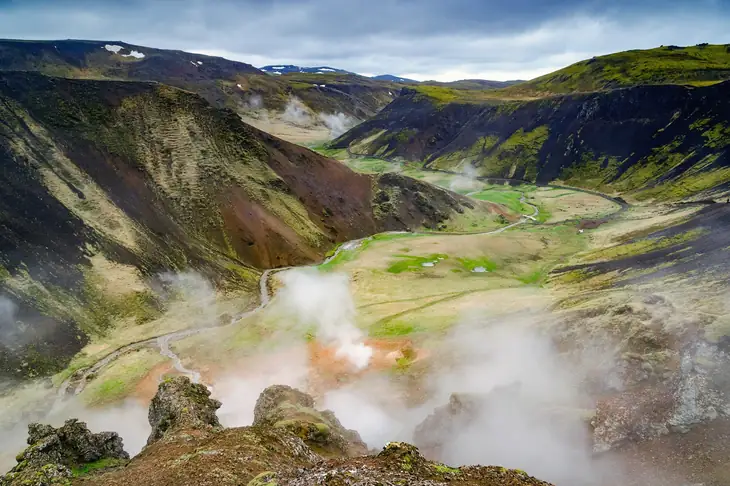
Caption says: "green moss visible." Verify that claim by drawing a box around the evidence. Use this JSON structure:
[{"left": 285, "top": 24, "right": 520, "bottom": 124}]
[
  {"left": 469, "top": 187, "right": 530, "bottom": 215},
  {"left": 580, "top": 228, "right": 705, "bottom": 262},
  {"left": 516, "top": 268, "right": 548, "bottom": 286},
  {"left": 370, "top": 320, "right": 424, "bottom": 338},
  {"left": 386, "top": 253, "right": 448, "bottom": 274},
  {"left": 247, "top": 471, "right": 278, "bottom": 486},
  {"left": 614, "top": 137, "right": 688, "bottom": 191},
  {"left": 509, "top": 43, "right": 730, "bottom": 94},
  {"left": 560, "top": 153, "right": 622, "bottom": 190},
  {"left": 71, "top": 458, "right": 127, "bottom": 477},
  {"left": 319, "top": 233, "right": 416, "bottom": 271},
  {"left": 432, "top": 464, "right": 461, "bottom": 474},
  {"left": 701, "top": 123, "right": 730, "bottom": 148},
  {"left": 479, "top": 126, "right": 549, "bottom": 179},
  {"left": 633, "top": 155, "right": 730, "bottom": 200},
  {"left": 82, "top": 350, "right": 167, "bottom": 406},
  {"left": 456, "top": 256, "right": 497, "bottom": 272}
]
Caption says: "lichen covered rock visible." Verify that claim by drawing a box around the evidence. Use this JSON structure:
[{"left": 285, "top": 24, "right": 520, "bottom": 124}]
[
  {"left": 592, "top": 342, "right": 730, "bottom": 452},
  {"left": 276, "top": 441, "right": 554, "bottom": 485},
  {"left": 253, "top": 384, "right": 368, "bottom": 457},
  {"left": 147, "top": 376, "right": 222, "bottom": 444},
  {"left": 0, "top": 419, "right": 128, "bottom": 486}
]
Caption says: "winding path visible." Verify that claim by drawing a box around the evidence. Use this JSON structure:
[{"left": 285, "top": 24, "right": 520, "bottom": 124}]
[
  {"left": 55, "top": 202, "right": 541, "bottom": 405},
  {"left": 56, "top": 153, "right": 623, "bottom": 405}
]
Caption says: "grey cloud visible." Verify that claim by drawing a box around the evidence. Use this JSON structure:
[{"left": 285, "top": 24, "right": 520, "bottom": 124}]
[{"left": 1, "top": 0, "right": 729, "bottom": 80}]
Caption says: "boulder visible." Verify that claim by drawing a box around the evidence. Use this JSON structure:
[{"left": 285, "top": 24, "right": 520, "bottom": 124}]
[
  {"left": 147, "top": 376, "right": 222, "bottom": 445},
  {"left": 253, "top": 384, "right": 368, "bottom": 457},
  {"left": 592, "top": 342, "right": 730, "bottom": 452},
  {"left": 0, "top": 419, "right": 128, "bottom": 486}
]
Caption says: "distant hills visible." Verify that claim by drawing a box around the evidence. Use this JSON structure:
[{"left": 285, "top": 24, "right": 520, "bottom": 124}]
[
  {"left": 261, "top": 64, "right": 418, "bottom": 83},
  {"left": 332, "top": 43, "right": 730, "bottom": 202},
  {"left": 260, "top": 64, "right": 352, "bottom": 75},
  {"left": 260, "top": 64, "right": 519, "bottom": 87},
  {"left": 371, "top": 74, "right": 418, "bottom": 83},
  {"left": 0, "top": 39, "right": 396, "bottom": 119},
  {"left": 508, "top": 43, "right": 730, "bottom": 94}
]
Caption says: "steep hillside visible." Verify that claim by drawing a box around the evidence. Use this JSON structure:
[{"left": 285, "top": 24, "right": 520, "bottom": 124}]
[
  {"left": 0, "top": 71, "right": 484, "bottom": 380},
  {"left": 0, "top": 39, "right": 395, "bottom": 120},
  {"left": 509, "top": 43, "right": 730, "bottom": 95},
  {"left": 333, "top": 81, "right": 730, "bottom": 200}
]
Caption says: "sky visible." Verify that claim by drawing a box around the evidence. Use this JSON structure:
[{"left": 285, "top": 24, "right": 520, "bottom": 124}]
[{"left": 1, "top": 0, "right": 730, "bottom": 81}]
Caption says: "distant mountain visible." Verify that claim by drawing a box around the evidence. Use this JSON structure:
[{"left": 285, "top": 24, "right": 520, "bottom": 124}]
[
  {"left": 371, "top": 74, "right": 418, "bottom": 83},
  {"left": 0, "top": 40, "right": 396, "bottom": 119},
  {"left": 260, "top": 64, "right": 353, "bottom": 75},
  {"left": 424, "top": 79, "right": 524, "bottom": 90}
]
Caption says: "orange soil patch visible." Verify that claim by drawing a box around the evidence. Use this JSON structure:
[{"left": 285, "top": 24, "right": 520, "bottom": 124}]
[
  {"left": 131, "top": 361, "right": 175, "bottom": 403},
  {"left": 307, "top": 338, "right": 427, "bottom": 395}
]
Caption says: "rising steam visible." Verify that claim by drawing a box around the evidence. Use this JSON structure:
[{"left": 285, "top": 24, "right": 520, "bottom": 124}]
[
  {"left": 318, "top": 112, "right": 358, "bottom": 138},
  {"left": 276, "top": 269, "right": 372, "bottom": 370},
  {"left": 449, "top": 163, "right": 482, "bottom": 193},
  {"left": 281, "top": 96, "right": 358, "bottom": 138},
  {"left": 282, "top": 96, "right": 313, "bottom": 126}
]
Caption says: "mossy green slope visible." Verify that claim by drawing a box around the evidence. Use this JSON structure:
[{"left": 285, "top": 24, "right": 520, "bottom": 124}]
[
  {"left": 509, "top": 43, "right": 730, "bottom": 95},
  {"left": 334, "top": 79, "right": 730, "bottom": 200}
]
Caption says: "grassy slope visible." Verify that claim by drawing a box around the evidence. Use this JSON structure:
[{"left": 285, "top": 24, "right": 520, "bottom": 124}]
[
  {"left": 508, "top": 44, "right": 730, "bottom": 95},
  {"left": 333, "top": 78, "right": 730, "bottom": 201}
]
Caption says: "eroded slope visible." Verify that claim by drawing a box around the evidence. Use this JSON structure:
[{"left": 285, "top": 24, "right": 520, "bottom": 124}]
[{"left": 0, "top": 72, "right": 483, "bottom": 380}]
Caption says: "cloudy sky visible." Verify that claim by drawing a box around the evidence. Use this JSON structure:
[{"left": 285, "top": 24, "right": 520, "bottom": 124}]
[{"left": 1, "top": 0, "right": 729, "bottom": 81}]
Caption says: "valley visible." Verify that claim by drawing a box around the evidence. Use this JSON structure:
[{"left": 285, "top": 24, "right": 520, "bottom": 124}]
[{"left": 2, "top": 34, "right": 730, "bottom": 486}]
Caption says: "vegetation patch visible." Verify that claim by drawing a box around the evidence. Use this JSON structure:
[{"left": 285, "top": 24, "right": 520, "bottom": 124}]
[
  {"left": 516, "top": 268, "right": 548, "bottom": 286},
  {"left": 320, "top": 233, "right": 417, "bottom": 271},
  {"left": 470, "top": 187, "right": 530, "bottom": 215},
  {"left": 386, "top": 254, "right": 449, "bottom": 274},
  {"left": 579, "top": 229, "right": 706, "bottom": 263},
  {"left": 82, "top": 349, "right": 167, "bottom": 406},
  {"left": 72, "top": 458, "right": 128, "bottom": 477},
  {"left": 508, "top": 43, "right": 730, "bottom": 94},
  {"left": 432, "top": 464, "right": 462, "bottom": 475},
  {"left": 456, "top": 256, "right": 498, "bottom": 273},
  {"left": 370, "top": 320, "right": 424, "bottom": 338}
]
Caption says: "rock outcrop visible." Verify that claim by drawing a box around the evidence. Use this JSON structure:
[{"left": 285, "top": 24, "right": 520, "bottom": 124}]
[
  {"left": 0, "top": 380, "right": 554, "bottom": 485},
  {"left": 253, "top": 384, "right": 369, "bottom": 457},
  {"left": 147, "top": 376, "right": 222, "bottom": 444},
  {"left": 0, "top": 420, "right": 128, "bottom": 486},
  {"left": 592, "top": 341, "right": 730, "bottom": 452},
  {"left": 275, "top": 441, "right": 554, "bottom": 486}
]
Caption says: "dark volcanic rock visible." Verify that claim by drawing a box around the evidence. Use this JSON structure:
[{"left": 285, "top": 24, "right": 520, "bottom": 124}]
[
  {"left": 334, "top": 81, "right": 730, "bottom": 198},
  {"left": 1, "top": 419, "right": 128, "bottom": 486},
  {"left": 147, "top": 376, "right": 222, "bottom": 445},
  {"left": 276, "top": 441, "right": 555, "bottom": 486},
  {"left": 253, "top": 384, "right": 369, "bottom": 457}
]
